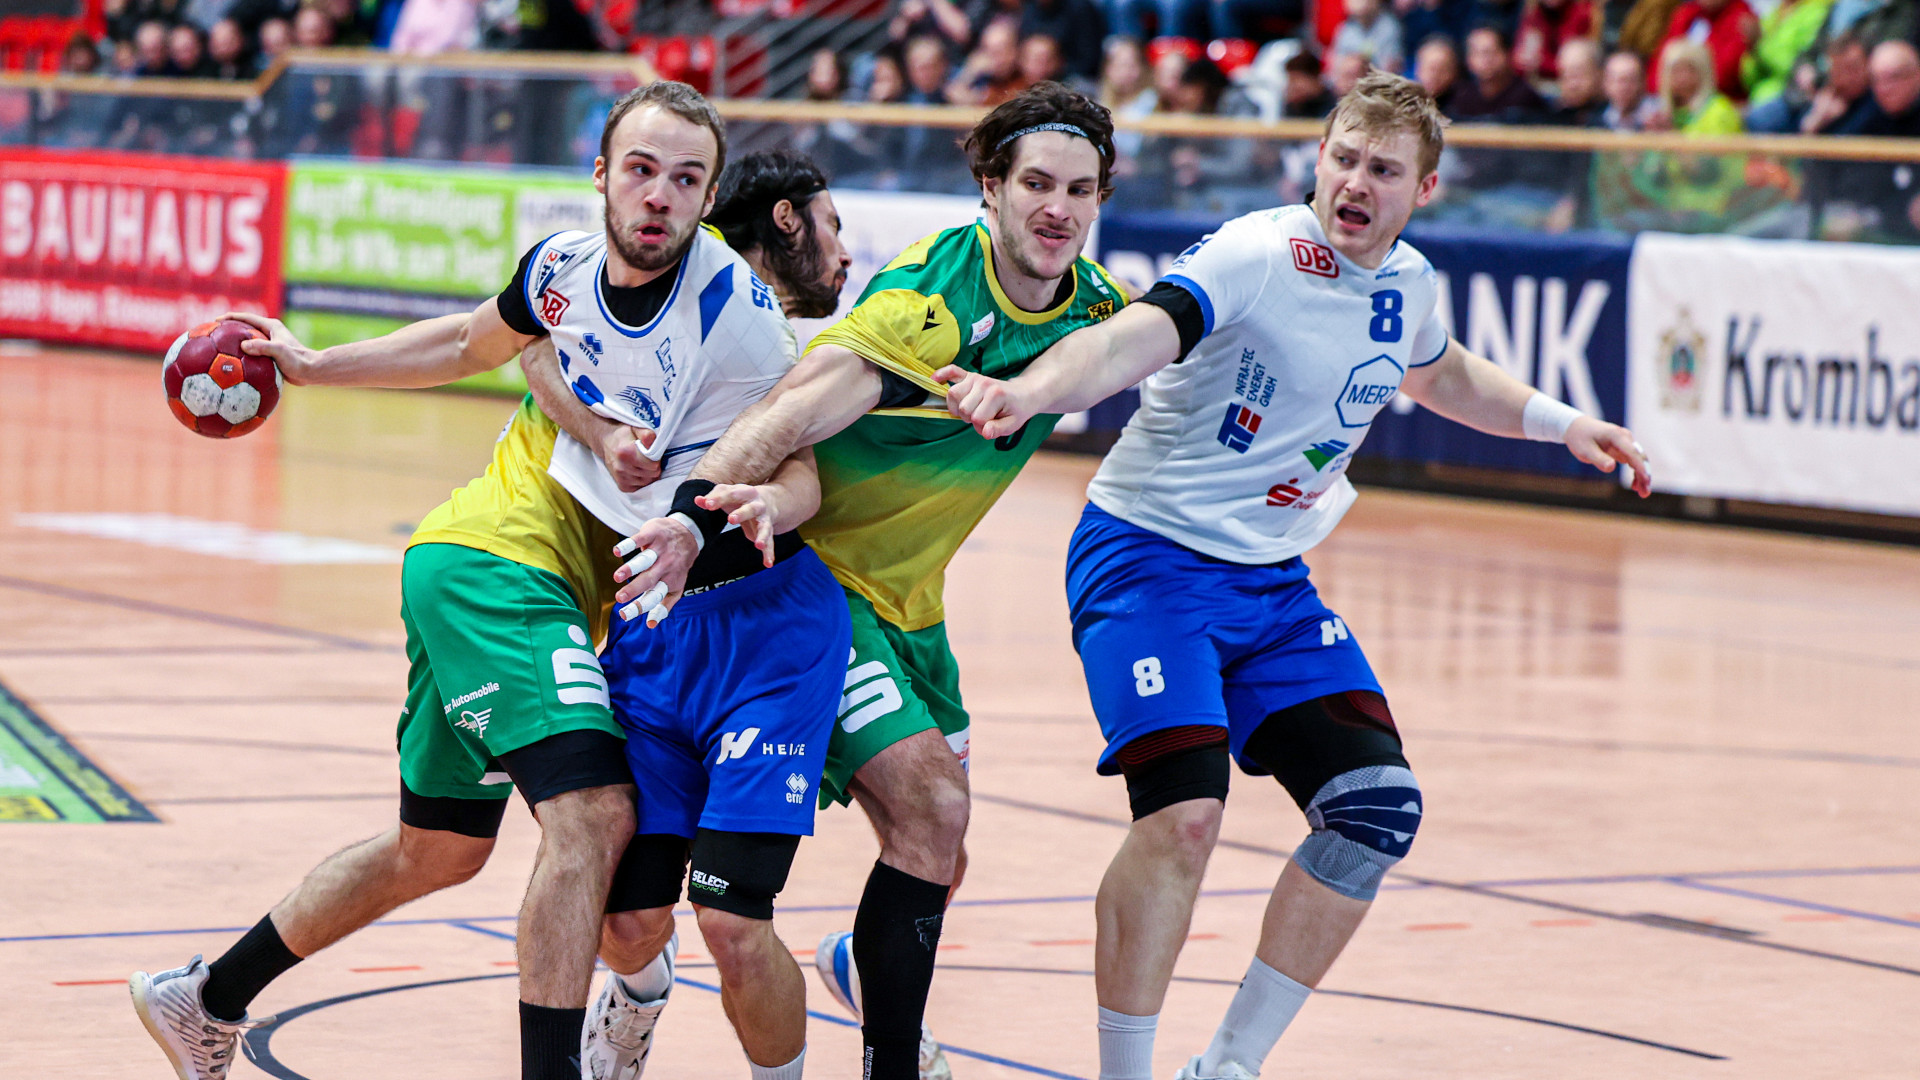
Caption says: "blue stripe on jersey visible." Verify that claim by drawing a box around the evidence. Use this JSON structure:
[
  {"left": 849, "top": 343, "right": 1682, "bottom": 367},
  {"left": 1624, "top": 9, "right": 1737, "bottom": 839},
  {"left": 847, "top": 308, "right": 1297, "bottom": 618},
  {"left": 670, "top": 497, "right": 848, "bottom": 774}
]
[
  {"left": 662, "top": 438, "right": 718, "bottom": 461},
  {"left": 1410, "top": 338, "right": 1448, "bottom": 367},
  {"left": 1162, "top": 273, "right": 1214, "bottom": 336},
  {"left": 594, "top": 251, "right": 689, "bottom": 339},
  {"left": 698, "top": 264, "right": 734, "bottom": 343}
]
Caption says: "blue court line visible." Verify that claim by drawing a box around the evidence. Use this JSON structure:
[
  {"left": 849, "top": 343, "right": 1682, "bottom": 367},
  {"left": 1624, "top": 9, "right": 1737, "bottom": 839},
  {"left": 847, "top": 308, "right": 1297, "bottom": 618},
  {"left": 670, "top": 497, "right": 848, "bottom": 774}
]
[
  {"left": 0, "top": 573, "right": 388, "bottom": 652},
  {"left": 1660, "top": 879, "right": 1920, "bottom": 930},
  {"left": 673, "top": 972, "right": 1089, "bottom": 1080},
  {"left": 1468, "top": 865, "right": 1920, "bottom": 889}
]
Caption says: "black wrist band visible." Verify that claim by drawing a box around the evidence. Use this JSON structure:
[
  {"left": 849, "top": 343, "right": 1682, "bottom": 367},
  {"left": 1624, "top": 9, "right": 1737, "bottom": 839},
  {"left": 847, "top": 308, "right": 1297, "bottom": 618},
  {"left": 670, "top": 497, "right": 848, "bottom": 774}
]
[{"left": 669, "top": 479, "right": 727, "bottom": 546}]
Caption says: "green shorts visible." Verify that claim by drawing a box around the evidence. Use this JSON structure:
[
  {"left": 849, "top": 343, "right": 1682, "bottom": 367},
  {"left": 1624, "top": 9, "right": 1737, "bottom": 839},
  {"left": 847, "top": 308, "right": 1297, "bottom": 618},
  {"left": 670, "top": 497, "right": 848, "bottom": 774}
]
[
  {"left": 397, "top": 543, "right": 624, "bottom": 801},
  {"left": 820, "top": 589, "right": 969, "bottom": 808}
]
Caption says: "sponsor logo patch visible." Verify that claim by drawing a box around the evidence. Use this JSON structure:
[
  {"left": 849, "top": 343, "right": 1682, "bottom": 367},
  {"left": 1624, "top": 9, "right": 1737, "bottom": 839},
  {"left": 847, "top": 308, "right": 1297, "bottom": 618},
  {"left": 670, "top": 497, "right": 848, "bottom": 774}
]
[
  {"left": 539, "top": 289, "right": 570, "bottom": 325},
  {"left": 1088, "top": 300, "right": 1114, "bottom": 321},
  {"left": 1290, "top": 238, "right": 1338, "bottom": 278},
  {"left": 1216, "top": 403, "right": 1262, "bottom": 453}
]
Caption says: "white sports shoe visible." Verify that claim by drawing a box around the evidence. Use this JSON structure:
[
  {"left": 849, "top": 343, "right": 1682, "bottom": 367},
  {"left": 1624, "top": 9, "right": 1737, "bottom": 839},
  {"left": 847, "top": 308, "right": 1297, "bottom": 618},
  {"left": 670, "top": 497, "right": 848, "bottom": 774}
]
[
  {"left": 1172, "top": 1055, "right": 1259, "bottom": 1080},
  {"left": 128, "top": 955, "right": 268, "bottom": 1080},
  {"left": 813, "top": 930, "right": 953, "bottom": 1080},
  {"left": 581, "top": 931, "right": 677, "bottom": 1080}
]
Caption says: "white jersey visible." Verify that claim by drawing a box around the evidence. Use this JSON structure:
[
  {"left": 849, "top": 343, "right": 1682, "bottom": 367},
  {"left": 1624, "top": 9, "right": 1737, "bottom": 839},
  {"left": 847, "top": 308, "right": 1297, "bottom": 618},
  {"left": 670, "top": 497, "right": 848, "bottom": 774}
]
[
  {"left": 525, "top": 228, "right": 798, "bottom": 536},
  {"left": 1087, "top": 204, "right": 1449, "bottom": 564}
]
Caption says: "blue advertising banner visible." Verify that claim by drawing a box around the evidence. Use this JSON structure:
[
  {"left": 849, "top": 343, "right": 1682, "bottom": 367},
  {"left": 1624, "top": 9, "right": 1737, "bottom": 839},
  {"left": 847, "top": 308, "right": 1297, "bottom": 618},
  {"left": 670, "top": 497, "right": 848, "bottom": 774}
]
[{"left": 1097, "top": 214, "right": 1632, "bottom": 479}]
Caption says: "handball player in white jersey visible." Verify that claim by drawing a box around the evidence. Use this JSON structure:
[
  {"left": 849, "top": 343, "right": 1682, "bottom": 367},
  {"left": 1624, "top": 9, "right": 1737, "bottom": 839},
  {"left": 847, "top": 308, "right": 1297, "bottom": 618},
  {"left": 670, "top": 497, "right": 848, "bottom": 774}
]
[{"left": 940, "top": 71, "right": 1653, "bottom": 1079}]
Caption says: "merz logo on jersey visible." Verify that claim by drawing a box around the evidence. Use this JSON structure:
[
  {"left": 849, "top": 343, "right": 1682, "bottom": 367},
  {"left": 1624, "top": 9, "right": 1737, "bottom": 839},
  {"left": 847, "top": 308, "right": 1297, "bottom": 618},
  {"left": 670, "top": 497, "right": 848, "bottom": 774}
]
[
  {"left": 1216, "top": 404, "right": 1263, "bottom": 453},
  {"left": 617, "top": 385, "right": 662, "bottom": 425},
  {"left": 1290, "top": 238, "right": 1338, "bottom": 279},
  {"left": 1336, "top": 355, "right": 1404, "bottom": 429},
  {"left": 1303, "top": 440, "right": 1351, "bottom": 470}
]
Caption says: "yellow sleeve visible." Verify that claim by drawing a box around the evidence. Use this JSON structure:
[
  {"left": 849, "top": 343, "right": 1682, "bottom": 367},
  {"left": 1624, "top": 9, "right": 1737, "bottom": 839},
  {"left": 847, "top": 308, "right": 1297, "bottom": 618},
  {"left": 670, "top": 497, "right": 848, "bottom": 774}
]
[{"left": 804, "top": 288, "right": 963, "bottom": 397}]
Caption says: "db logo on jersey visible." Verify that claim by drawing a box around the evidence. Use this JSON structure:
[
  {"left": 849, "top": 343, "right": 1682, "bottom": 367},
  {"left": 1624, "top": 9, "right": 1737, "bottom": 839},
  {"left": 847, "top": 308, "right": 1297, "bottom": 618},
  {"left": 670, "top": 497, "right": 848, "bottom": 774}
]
[
  {"left": 539, "top": 290, "right": 570, "bottom": 325},
  {"left": 1290, "top": 239, "right": 1338, "bottom": 279}
]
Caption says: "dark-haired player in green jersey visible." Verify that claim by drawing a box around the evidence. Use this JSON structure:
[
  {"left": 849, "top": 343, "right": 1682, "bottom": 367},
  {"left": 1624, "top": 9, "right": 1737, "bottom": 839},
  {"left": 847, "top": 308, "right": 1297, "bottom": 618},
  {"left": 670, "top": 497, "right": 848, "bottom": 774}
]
[{"left": 603, "top": 81, "right": 1127, "bottom": 1080}]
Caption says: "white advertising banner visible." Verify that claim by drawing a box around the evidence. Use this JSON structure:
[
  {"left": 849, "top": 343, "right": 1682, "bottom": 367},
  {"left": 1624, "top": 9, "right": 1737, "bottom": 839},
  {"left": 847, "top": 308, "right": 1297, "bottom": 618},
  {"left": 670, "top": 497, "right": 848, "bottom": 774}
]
[
  {"left": 1627, "top": 232, "right": 1920, "bottom": 516},
  {"left": 787, "top": 189, "right": 985, "bottom": 349}
]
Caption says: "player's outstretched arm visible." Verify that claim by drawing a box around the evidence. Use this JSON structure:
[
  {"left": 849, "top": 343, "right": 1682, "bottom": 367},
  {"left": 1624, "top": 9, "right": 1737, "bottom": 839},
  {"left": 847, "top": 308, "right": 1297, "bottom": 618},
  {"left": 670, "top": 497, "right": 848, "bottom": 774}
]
[
  {"left": 223, "top": 298, "right": 532, "bottom": 389},
  {"left": 521, "top": 338, "right": 662, "bottom": 492},
  {"left": 936, "top": 302, "right": 1183, "bottom": 440},
  {"left": 698, "top": 449, "right": 820, "bottom": 568},
  {"left": 688, "top": 344, "right": 884, "bottom": 487},
  {"left": 1401, "top": 338, "right": 1654, "bottom": 497}
]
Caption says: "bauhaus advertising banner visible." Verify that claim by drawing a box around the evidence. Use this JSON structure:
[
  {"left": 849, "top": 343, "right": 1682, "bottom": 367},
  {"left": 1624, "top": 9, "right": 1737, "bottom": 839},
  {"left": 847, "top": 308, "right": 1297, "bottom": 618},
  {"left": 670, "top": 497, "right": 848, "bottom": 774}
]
[
  {"left": 1627, "top": 233, "right": 1920, "bottom": 516},
  {"left": 0, "top": 150, "right": 285, "bottom": 353}
]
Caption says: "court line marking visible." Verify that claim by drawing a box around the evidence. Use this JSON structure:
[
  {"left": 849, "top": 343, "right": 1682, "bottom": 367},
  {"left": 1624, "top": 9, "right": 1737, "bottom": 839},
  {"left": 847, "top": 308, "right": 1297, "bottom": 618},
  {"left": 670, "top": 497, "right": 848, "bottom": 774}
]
[
  {"left": 147, "top": 793, "right": 394, "bottom": 806},
  {"left": 0, "top": 644, "right": 346, "bottom": 659},
  {"left": 39, "top": 695, "right": 399, "bottom": 706},
  {"left": 238, "top": 970, "right": 1088, "bottom": 1080},
  {"left": 68, "top": 732, "right": 392, "bottom": 758},
  {"left": 970, "top": 792, "right": 1920, "bottom": 979},
  {"left": 0, "top": 573, "right": 389, "bottom": 652},
  {"left": 1472, "top": 865, "right": 1920, "bottom": 888},
  {"left": 934, "top": 964, "right": 1728, "bottom": 1061},
  {"left": 1661, "top": 879, "right": 1920, "bottom": 930},
  {"left": 1416, "top": 729, "right": 1920, "bottom": 770}
]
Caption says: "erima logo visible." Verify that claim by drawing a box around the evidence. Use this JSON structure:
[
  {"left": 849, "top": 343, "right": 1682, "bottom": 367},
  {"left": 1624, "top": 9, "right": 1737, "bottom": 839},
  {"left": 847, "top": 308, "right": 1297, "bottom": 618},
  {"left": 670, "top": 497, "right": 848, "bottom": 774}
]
[
  {"left": 1321, "top": 617, "right": 1350, "bottom": 646},
  {"left": 716, "top": 727, "right": 762, "bottom": 764},
  {"left": 969, "top": 312, "right": 994, "bottom": 344},
  {"left": 690, "top": 870, "right": 729, "bottom": 893},
  {"left": 923, "top": 307, "right": 939, "bottom": 331}
]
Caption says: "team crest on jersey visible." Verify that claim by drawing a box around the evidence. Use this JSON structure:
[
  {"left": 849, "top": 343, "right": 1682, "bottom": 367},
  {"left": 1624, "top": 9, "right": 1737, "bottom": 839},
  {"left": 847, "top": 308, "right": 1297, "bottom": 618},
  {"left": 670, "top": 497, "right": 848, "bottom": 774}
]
[
  {"left": 539, "top": 290, "right": 570, "bottom": 326},
  {"left": 616, "top": 385, "right": 662, "bottom": 425},
  {"left": 1216, "top": 404, "right": 1262, "bottom": 453},
  {"left": 1088, "top": 300, "right": 1115, "bottom": 321},
  {"left": 1290, "top": 238, "right": 1338, "bottom": 279}
]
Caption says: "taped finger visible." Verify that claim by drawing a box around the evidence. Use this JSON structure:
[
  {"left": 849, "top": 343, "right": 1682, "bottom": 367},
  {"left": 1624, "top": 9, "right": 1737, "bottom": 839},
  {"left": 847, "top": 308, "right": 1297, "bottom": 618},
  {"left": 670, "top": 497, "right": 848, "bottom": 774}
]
[
  {"left": 637, "top": 582, "right": 669, "bottom": 611},
  {"left": 613, "top": 535, "right": 641, "bottom": 558},
  {"left": 621, "top": 548, "right": 658, "bottom": 578},
  {"left": 618, "top": 600, "right": 642, "bottom": 623},
  {"left": 645, "top": 603, "right": 671, "bottom": 627}
]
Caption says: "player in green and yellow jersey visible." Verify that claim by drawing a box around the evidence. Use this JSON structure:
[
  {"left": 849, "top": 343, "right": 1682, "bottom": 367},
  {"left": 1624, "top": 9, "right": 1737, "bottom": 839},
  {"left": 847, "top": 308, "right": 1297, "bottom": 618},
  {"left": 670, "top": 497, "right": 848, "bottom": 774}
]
[{"left": 604, "top": 82, "right": 1124, "bottom": 1080}]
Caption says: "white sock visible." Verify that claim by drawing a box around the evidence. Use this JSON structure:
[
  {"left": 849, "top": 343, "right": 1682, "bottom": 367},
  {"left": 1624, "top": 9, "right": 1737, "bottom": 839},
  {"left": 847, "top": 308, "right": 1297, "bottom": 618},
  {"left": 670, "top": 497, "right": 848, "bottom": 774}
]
[
  {"left": 616, "top": 948, "right": 673, "bottom": 1003},
  {"left": 1097, "top": 1006, "right": 1158, "bottom": 1080},
  {"left": 1196, "top": 958, "right": 1311, "bottom": 1077},
  {"left": 749, "top": 1045, "right": 805, "bottom": 1080}
]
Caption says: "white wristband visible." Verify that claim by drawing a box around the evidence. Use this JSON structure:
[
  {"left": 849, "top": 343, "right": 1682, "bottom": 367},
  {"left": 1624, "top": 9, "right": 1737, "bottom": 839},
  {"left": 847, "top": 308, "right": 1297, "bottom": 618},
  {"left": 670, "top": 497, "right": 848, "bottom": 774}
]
[
  {"left": 1521, "top": 393, "right": 1582, "bottom": 443},
  {"left": 665, "top": 512, "right": 706, "bottom": 553}
]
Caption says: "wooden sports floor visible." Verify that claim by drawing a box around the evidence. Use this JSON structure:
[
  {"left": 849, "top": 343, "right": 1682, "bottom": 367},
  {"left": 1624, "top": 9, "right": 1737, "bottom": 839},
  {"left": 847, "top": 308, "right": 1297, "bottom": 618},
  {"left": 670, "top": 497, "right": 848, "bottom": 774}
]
[{"left": 3, "top": 347, "right": 1918, "bottom": 1079}]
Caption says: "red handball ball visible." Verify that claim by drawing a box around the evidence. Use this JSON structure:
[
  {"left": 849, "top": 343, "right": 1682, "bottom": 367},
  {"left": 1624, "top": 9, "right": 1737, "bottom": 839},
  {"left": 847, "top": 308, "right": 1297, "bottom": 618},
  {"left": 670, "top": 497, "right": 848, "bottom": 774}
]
[{"left": 163, "top": 319, "right": 282, "bottom": 439}]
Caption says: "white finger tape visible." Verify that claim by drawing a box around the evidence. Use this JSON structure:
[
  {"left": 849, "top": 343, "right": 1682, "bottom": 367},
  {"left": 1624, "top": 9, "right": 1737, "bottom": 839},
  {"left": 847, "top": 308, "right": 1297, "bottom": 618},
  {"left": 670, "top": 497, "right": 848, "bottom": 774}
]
[
  {"left": 618, "top": 601, "right": 641, "bottom": 623},
  {"left": 622, "top": 548, "right": 658, "bottom": 577},
  {"left": 646, "top": 603, "right": 671, "bottom": 626},
  {"left": 613, "top": 536, "right": 640, "bottom": 558},
  {"left": 637, "top": 582, "right": 669, "bottom": 611}
]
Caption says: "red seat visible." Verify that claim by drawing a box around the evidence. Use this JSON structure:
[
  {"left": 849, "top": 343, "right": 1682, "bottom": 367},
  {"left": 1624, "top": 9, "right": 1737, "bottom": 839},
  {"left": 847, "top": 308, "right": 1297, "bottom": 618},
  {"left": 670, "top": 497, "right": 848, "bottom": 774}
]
[
  {"left": 0, "top": 19, "right": 35, "bottom": 73},
  {"left": 1146, "top": 36, "right": 1203, "bottom": 68},
  {"left": 1206, "top": 37, "right": 1257, "bottom": 74}
]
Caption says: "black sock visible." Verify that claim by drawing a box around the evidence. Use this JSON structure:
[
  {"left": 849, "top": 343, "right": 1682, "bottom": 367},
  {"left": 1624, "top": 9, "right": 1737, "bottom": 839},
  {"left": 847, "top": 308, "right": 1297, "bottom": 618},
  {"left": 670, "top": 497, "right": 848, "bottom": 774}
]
[
  {"left": 852, "top": 861, "right": 950, "bottom": 1080},
  {"left": 201, "top": 915, "right": 303, "bottom": 1022},
  {"left": 520, "top": 1001, "right": 585, "bottom": 1080}
]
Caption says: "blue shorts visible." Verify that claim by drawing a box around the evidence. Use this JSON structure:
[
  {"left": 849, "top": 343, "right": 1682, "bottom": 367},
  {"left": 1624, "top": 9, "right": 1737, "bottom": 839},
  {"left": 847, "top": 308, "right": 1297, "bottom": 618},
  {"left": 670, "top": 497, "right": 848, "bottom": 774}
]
[
  {"left": 1067, "top": 504, "right": 1382, "bottom": 776},
  {"left": 602, "top": 547, "right": 853, "bottom": 837}
]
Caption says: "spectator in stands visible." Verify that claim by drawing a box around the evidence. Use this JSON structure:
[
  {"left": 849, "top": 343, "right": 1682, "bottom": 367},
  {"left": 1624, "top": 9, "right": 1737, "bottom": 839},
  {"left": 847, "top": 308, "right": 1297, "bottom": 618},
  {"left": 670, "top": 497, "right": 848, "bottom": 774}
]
[
  {"left": 1547, "top": 36, "right": 1605, "bottom": 122},
  {"left": 182, "top": 0, "right": 230, "bottom": 32},
  {"left": 1599, "top": 47, "right": 1659, "bottom": 127},
  {"left": 133, "top": 20, "right": 171, "bottom": 75},
  {"left": 1795, "top": 33, "right": 1873, "bottom": 131},
  {"left": 905, "top": 33, "right": 954, "bottom": 101},
  {"left": 1397, "top": 0, "right": 1473, "bottom": 57},
  {"left": 1618, "top": 0, "right": 1683, "bottom": 59},
  {"left": 1652, "top": 0, "right": 1757, "bottom": 103},
  {"left": 390, "top": 0, "right": 479, "bottom": 54},
  {"left": 1650, "top": 38, "right": 1744, "bottom": 130},
  {"left": 1741, "top": 0, "right": 1832, "bottom": 113},
  {"left": 1514, "top": 0, "right": 1594, "bottom": 79},
  {"left": 1019, "top": 33, "right": 1091, "bottom": 93},
  {"left": 164, "top": 24, "right": 212, "bottom": 77},
  {"left": 477, "top": 0, "right": 601, "bottom": 50},
  {"left": 1819, "top": 40, "right": 1920, "bottom": 238},
  {"left": 887, "top": 0, "right": 975, "bottom": 55},
  {"left": 112, "top": 39, "right": 141, "bottom": 76},
  {"left": 314, "top": 0, "right": 374, "bottom": 46},
  {"left": 1100, "top": 36, "right": 1155, "bottom": 168},
  {"left": 947, "top": 14, "right": 1021, "bottom": 104},
  {"left": 1796, "top": 0, "right": 1918, "bottom": 79},
  {"left": 1333, "top": 0, "right": 1406, "bottom": 72},
  {"left": 1282, "top": 50, "right": 1338, "bottom": 115},
  {"left": 1153, "top": 56, "right": 1259, "bottom": 202},
  {"left": 1450, "top": 24, "right": 1548, "bottom": 119},
  {"left": 1328, "top": 50, "right": 1372, "bottom": 95},
  {"left": 207, "top": 18, "right": 253, "bottom": 77},
  {"left": 293, "top": 5, "right": 335, "bottom": 47},
  {"left": 63, "top": 33, "right": 103, "bottom": 75},
  {"left": 1861, "top": 38, "right": 1920, "bottom": 134},
  {"left": 1019, "top": 0, "right": 1104, "bottom": 79},
  {"left": 259, "top": 15, "right": 293, "bottom": 58},
  {"left": 1414, "top": 34, "right": 1461, "bottom": 109},
  {"left": 110, "top": 0, "right": 187, "bottom": 44},
  {"left": 806, "top": 48, "right": 847, "bottom": 101},
  {"left": 1470, "top": 0, "right": 1525, "bottom": 39},
  {"left": 1749, "top": 27, "right": 1867, "bottom": 131},
  {"left": 228, "top": 0, "right": 302, "bottom": 39},
  {"left": 870, "top": 46, "right": 909, "bottom": 101}
]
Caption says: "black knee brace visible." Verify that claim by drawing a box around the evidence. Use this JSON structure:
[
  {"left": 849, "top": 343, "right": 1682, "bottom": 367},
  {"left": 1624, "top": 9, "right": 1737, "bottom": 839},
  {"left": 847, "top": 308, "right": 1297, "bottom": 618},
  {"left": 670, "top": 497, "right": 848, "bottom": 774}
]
[
  {"left": 1116, "top": 725, "right": 1231, "bottom": 820},
  {"left": 1240, "top": 691, "right": 1408, "bottom": 809},
  {"left": 686, "top": 829, "right": 800, "bottom": 920}
]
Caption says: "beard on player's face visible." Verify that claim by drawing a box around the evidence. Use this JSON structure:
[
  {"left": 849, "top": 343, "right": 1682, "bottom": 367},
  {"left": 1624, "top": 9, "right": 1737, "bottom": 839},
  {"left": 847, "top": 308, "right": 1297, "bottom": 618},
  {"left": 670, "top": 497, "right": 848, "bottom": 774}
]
[
  {"left": 605, "top": 201, "right": 699, "bottom": 274},
  {"left": 760, "top": 214, "right": 846, "bottom": 319}
]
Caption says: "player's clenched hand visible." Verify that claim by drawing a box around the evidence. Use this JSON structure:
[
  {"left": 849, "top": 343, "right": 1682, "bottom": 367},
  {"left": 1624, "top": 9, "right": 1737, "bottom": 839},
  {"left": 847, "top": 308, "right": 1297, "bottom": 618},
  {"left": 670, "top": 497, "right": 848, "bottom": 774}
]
[
  {"left": 221, "top": 311, "right": 323, "bottom": 385},
  {"left": 698, "top": 484, "right": 782, "bottom": 567},
  {"left": 1565, "top": 416, "right": 1653, "bottom": 498},
  {"left": 933, "top": 366, "right": 1034, "bottom": 440},
  {"left": 613, "top": 517, "right": 698, "bottom": 628},
  {"left": 599, "top": 426, "right": 661, "bottom": 493}
]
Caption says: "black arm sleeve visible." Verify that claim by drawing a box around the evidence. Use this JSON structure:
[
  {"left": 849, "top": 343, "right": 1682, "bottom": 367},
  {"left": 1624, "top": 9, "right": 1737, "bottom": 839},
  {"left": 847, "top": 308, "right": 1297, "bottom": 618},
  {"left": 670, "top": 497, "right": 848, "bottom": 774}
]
[
  {"left": 874, "top": 365, "right": 928, "bottom": 410},
  {"left": 1138, "top": 280, "right": 1208, "bottom": 363},
  {"left": 495, "top": 243, "right": 547, "bottom": 338}
]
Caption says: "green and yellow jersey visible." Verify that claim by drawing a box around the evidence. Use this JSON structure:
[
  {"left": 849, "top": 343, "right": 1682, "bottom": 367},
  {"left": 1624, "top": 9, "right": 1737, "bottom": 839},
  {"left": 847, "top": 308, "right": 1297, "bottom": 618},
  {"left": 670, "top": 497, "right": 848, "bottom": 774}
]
[
  {"left": 803, "top": 223, "right": 1126, "bottom": 632},
  {"left": 409, "top": 396, "right": 622, "bottom": 641}
]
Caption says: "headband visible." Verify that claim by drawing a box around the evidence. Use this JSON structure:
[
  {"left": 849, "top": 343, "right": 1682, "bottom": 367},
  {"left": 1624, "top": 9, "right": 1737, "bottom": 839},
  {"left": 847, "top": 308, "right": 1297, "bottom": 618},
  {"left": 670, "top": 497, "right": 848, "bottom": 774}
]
[{"left": 994, "top": 122, "right": 1094, "bottom": 152}]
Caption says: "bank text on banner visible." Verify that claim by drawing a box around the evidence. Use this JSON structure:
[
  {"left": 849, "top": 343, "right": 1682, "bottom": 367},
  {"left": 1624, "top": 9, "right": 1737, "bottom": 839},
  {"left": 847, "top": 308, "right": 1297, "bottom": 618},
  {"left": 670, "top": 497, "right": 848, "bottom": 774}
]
[
  {"left": 0, "top": 150, "right": 286, "bottom": 354},
  {"left": 1627, "top": 233, "right": 1920, "bottom": 517}
]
